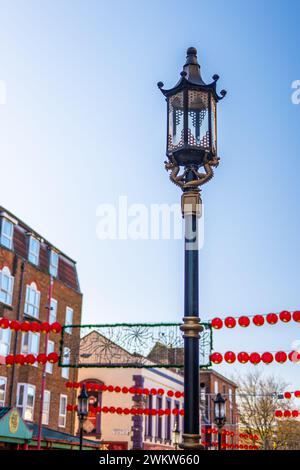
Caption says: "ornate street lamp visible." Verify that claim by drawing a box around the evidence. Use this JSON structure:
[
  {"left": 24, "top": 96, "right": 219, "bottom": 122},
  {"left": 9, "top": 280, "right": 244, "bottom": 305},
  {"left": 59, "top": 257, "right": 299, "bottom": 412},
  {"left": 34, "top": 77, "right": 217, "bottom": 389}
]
[
  {"left": 172, "top": 422, "right": 180, "bottom": 450},
  {"left": 158, "top": 47, "right": 226, "bottom": 449},
  {"left": 213, "top": 393, "right": 227, "bottom": 451},
  {"left": 77, "top": 384, "right": 89, "bottom": 450}
]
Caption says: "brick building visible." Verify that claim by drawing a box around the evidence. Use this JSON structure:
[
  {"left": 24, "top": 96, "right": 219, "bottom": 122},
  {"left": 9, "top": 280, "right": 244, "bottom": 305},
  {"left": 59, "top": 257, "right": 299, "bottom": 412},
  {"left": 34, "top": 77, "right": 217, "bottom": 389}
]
[
  {"left": 200, "top": 369, "right": 238, "bottom": 447},
  {"left": 0, "top": 207, "right": 83, "bottom": 444}
]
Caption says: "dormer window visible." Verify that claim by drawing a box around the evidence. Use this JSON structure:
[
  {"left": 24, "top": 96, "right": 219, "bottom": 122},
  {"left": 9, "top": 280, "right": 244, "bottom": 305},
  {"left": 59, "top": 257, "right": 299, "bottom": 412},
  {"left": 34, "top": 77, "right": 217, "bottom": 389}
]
[
  {"left": 28, "top": 236, "right": 40, "bottom": 266},
  {"left": 49, "top": 250, "right": 59, "bottom": 278},
  {"left": 0, "top": 218, "right": 13, "bottom": 250}
]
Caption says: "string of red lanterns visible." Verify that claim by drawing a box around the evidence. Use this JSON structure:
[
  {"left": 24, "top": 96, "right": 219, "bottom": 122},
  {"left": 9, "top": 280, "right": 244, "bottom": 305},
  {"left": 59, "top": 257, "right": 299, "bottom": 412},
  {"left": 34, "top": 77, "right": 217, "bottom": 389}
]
[
  {"left": 211, "top": 311, "right": 300, "bottom": 330},
  {"left": 202, "top": 441, "right": 259, "bottom": 450},
  {"left": 67, "top": 404, "right": 184, "bottom": 416},
  {"left": 275, "top": 410, "right": 300, "bottom": 418},
  {"left": 204, "top": 428, "right": 259, "bottom": 440},
  {"left": 65, "top": 381, "right": 184, "bottom": 398},
  {"left": 282, "top": 391, "right": 300, "bottom": 399},
  {"left": 4, "top": 352, "right": 59, "bottom": 366},
  {"left": 0, "top": 318, "right": 62, "bottom": 334},
  {"left": 210, "top": 350, "right": 300, "bottom": 365}
]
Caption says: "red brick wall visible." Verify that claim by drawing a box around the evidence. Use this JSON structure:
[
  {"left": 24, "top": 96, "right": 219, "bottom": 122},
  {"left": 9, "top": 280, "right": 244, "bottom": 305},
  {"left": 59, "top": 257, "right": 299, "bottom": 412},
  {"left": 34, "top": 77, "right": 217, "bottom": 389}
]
[{"left": 0, "top": 246, "right": 82, "bottom": 434}]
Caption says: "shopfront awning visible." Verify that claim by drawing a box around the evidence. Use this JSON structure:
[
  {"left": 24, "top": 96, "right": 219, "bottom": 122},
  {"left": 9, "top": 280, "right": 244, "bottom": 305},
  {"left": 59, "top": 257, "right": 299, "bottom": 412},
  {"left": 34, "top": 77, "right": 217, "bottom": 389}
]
[{"left": 0, "top": 407, "right": 32, "bottom": 445}]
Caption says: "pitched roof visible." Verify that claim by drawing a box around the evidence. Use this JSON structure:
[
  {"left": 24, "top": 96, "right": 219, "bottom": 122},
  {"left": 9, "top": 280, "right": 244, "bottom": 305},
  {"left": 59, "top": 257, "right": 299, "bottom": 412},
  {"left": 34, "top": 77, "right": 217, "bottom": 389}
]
[{"left": 28, "top": 423, "right": 98, "bottom": 448}]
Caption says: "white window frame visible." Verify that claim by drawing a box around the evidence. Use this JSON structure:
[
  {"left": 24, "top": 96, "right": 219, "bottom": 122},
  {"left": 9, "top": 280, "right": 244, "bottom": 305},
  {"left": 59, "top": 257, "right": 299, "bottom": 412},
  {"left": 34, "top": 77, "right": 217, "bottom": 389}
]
[
  {"left": 49, "top": 250, "right": 59, "bottom": 278},
  {"left": 0, "top": 266, "right": 14, "bottom": 305},
  {"left": 0, "top": 376, "right": 7, "bottom": 406},
  {"left": 21, "top": 332, "right": 40, "bottom": 364},
  {"left": 65, "top": 307, "right": 73, "bottom": 334},
  {"left": 24, "top": 282, "right": 40, "bottom": 319},
  {"left": 58, "top": 394, "right": 67, "bottom": 428},
  {"left": 16, "top": 383, "right": 36, "bottom": 421},
  {"left": 28, "top": 236, "right": 40, "bottom": 266},
  {"left": 1, "top": 218, "right": 13, "bottom": 250},
  {"left": 61, "top": 347, "right": 70, "bottom": 379},
  {"left": 0, "top": 328, "right": 11, "bottom": 356},
  {"left": 46, "top": 340, "right": 54, "bottom": 374},
  {"left": 49, "top": 298, "right": 57, "bottom": 324},
  {"left": 214, "top": 380, "right": 219, "bottom": 394},
  {"left": 42, "top": 390, "right": 51, "bottom": 425}
]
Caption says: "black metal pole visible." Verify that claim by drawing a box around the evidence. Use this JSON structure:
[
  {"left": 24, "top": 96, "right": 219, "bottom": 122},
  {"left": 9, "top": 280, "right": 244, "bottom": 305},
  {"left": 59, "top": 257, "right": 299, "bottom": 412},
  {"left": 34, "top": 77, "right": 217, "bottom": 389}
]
[
  {"left": 218, "top": 430, "right": 222, "bottom": 451},
  {"left": 184, "top": 211, "right": 199, "bottom": 434},
  {"left": 180, "top": 172, "right": 202, "bottom": 450},
  {"left": 79, "top": 419, "right": 83, "bottom": 450}
]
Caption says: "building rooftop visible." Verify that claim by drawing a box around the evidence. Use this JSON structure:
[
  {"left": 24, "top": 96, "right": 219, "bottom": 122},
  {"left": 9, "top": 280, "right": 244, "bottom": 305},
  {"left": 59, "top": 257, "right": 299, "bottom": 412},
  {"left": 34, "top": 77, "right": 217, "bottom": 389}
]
[{"left": 0, "top": 206, "right": 80, "bottom": 292}]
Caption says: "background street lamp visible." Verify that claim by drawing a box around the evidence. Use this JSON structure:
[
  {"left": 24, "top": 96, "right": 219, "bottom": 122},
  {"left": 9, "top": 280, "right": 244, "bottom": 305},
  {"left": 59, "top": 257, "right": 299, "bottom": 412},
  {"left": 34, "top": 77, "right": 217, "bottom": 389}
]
[
  {"left": 172, "top": 422, "right": 180, "bottom": 450},
  {"left": 77, "top": 384, "right": 89, "bottom": 451},
  {"left": 158, "top": 47, "right": 226, "bottom": 449},
  {"left": 213, "top": 393, "right": 227, "bottom": 451}
]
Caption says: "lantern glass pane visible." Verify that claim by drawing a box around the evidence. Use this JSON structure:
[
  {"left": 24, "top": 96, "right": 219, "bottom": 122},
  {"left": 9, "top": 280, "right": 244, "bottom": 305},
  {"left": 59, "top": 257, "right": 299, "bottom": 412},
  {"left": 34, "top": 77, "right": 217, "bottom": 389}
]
[
  {"left": 188, "top": 90, "right": 209, "bottom": 148},
  {"left": 168, "top": 92, "right": 184, "bottom": 153},
  {"left": 211, "top": 95, "right": 217, "bottom": 154}
]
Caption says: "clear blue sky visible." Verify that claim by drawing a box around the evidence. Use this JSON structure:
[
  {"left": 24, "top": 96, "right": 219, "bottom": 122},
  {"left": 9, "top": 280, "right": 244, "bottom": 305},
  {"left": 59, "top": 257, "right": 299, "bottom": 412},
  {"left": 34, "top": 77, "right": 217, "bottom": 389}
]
[{"left": 0, "top": 0, "right": 300, "bottom": 390}]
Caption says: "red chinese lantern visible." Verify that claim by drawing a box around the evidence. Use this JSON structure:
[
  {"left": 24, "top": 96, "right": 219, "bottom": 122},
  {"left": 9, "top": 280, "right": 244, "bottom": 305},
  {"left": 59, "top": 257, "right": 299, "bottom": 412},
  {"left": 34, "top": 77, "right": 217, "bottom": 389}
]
[
  {"left": 50, "top": 322, "right": 62, "bottom": 333},
  {"left": 238, "top": 316, "right": 250, "bottom": 328},
  {"left": 123, "top": 408, "right": 130, "bottom": 415},
  {"left": 275, "top": 351, "right": 287, "bottom": 364},
  {"left": 292, "top": 410, "right": 299, "bottom": 418},
  {"left": 261, "top": 352, "right": 273, "bottom": 364},
  {"left": 224, "top": 351, "right": 236, "bottom": 364},
  {"left": 10, "top": 320, "right": 21, "bottom": 331},
  {"left": 37, "top": 353, "right": 47, "bottom": 364},
  {"left": 102, "top": 406, "right": 108, "bottom": 413},
  {"left": 107, "top": 385, "right": 114, "bottom": 392},
  {"left": 143, "top": 388, "right": 149, "bottom": 395},
  {"left": 250, "top": 352, "right": 261, "bottom": 365},
  {"left": 279, "top": 311, "right": 291, "bottom": 323},
  {"left": 15, "top": 354, "right": 25, "bottom": 366},
  {"left": 0, "top": 318, "right": 10, "bottom": 329},
  {"left": 109, "top": 406, "right": 116, "bottom": 414},
  {"left": 24, "top": 354, "right": 36, "bottom": 365},
  {"left": 5, "top": 354, "right": 15, "bottom": 367},
  {"left": 266, "top": 313, "right": 278, "bottom": 325},
  {"left": 30, "top": 321, "right": 40, "bottom": 333},
  {"left": 116, "top": 407, "right": 123, "bottom": 415},
  {"left": 114, "top": 386, "right": 121, "bottom": 393},
  {"left": 275, "top": 410, "right": 283, "bottom": 418},
  {"left": 122, "top": 386, "right": 128, "bottom": 394},
  {"left": 150, "top": 388, "right": 157, "bottom": 395},
  {"left": 157, "top": 388, "right": 164, "bottom": 396},
  {"left": 283, "top": 410, "right": 291, "bottom": 418},
  {"left": 41, "top": 322, "right": 50, "bottom": 333},
  {"left": 65, "top": 381, "right": 72, "bottom": 389},
  {"left": 67, "top": 404, "right": 73, "bottom": 412},
  {"left": 211, "top": 317, "right": 223, "bottom": 329},
  {"left": 288, "top": 351, "right": 300, "bottom": 363},
  {"left": 253, "top": 315, "right": 264, "bottom": 327},
  {"left": 210, "top": 352, "right": 223, "bottom": 364},
  {"left": 294, "top": 390, "right": 300, "bottom": 398},
  {"left": 47, "top": 352, "right": 59, "bottom": 363},
  {"left": 292, "top": 311, "right": 300, "bottom": 323},
  {"left": 237, "top": 352, "right": 249, "bottom": 364},
  {"left": 175, "top": 391, "right": 182, "bottom": 398},
  {"left": 284, "top": 392, "right": 292, "bottom": 399},
  {"left": 167, "top": 390, "right": 174, "bottom": 397},
  {"left": 224, "top": 316, "right": 236, "bottom": 328},
  {"left": 20, "top": 322, "right": 30, "bottom": 332}
]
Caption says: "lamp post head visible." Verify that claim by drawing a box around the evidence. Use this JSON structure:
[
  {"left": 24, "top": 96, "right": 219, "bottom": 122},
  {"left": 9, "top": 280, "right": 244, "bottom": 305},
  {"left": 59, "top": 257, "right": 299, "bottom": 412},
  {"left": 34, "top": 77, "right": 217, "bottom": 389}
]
[
  {"left": 213, "top": 392, "right": 227, "bottom": 428},
  {"left": 77, "top": 383, "right": 89, "bottom": 419},
  {"left": 158, "top": 47, "right": 226, "bottom": 170}
]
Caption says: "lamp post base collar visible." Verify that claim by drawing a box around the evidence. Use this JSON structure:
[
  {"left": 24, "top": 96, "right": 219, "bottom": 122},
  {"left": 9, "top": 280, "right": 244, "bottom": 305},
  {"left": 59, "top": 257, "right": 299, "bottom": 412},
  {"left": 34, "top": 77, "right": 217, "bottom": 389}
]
[{"left": 179, "top": 433, "right": 204, "bottom": 450}]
